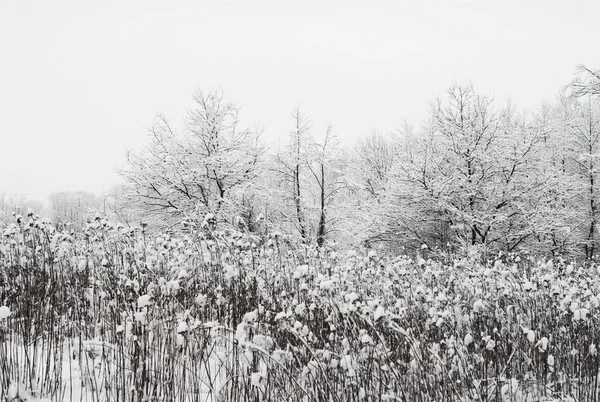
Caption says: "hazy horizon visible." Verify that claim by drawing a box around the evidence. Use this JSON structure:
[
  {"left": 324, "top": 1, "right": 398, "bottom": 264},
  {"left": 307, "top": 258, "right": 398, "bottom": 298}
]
[{"left": 2, "top": 0, "right": 599, "bottom": 207}]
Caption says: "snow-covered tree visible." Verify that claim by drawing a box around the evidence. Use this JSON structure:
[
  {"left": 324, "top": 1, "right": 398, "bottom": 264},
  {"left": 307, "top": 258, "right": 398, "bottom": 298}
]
[
  {"left": 270, "top": 106, "right": 312, "bottom": 240},
  {"left": 264, "top": 107, "right": 347, "bottom": 246},
  {"left": 570, "top": 64, "right": 600, "bottom": 97},
  {"left": 343, "top": 130, "right": 403, "bottom": 248},
  {"left": 351, "top": 130, "right": 398, "bottom": 199},
  {"left": 121, "top": 88, "right": 265, "bottom": 228},
  {"left": 0, "top": 194, "right": 45, "bottom": 227},
  {"left": 50, "top": 191, "right": 101, "bottom": 229},
  {"left": 372, "top": 84, "right": 574, "bottom": 255},
  {"left": 307, "top": 126, "right": 345, "bottom": 247},
  {"left": 557, "top": 95, "right": 600, "bottom": 257}
]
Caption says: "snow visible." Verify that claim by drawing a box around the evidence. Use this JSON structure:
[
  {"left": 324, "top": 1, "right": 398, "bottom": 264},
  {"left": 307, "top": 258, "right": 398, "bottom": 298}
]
[
  {"left": 177, "top": 321, "right": 188, "bottom": 333},
  {"left": 537, "top": 336, "right": 549, "bottom": 351},
  {"left": 572, "top": 307, "right": 590, "bottom": 321},
  {"left": 361, "top": 334, "right": 373, "bottom": 344},
  {"left": 195, "top": 293, "right": 207, "bottom": 306},
  {"left": 374, "top": 305, "right": 385, "bottom": 321},
  {"left": 473, "top": 299, "right": 485, "bottom": 313},
  {"left": 2, "top": 338, "right": 228, "bottom": 402},
  {"left": 137, "top": 294, "right": 151, "bottom": 308},
  {"left": 0, "top": 305, "right": 11, "bottom": 319},
  {"left": 464, "top": 333, "right": 473, "bottom": 346}
]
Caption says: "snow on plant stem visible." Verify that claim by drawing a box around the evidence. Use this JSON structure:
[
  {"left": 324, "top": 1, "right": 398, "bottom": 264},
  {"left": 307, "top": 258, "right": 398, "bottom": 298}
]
[{"left": 0, "top": 305, "right": 10, "bottom": 319}]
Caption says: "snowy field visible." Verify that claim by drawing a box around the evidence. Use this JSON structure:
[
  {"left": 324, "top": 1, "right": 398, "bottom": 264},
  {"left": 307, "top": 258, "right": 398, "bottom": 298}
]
[
  {"left": 2, "top": 0, "right": 600, "bottom": 400},
  {"left": 1, "top": 217, "right": 600, "bottom": 401}
]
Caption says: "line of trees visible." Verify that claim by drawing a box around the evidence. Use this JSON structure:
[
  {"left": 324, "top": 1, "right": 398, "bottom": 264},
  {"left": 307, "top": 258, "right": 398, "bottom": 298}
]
[
  {"left": 0, "top": 192, "right": 106, "bottom": 230},
  {"left": 117, "top": 65, "right": 600, "bottom": 258},
  {"left": 0, "top": 194, "right": 44, "bottom": 226}
]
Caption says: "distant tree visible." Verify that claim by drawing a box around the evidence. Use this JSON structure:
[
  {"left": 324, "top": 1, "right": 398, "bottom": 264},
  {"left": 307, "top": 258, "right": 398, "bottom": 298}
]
[
  {"left": 98, "top": 184, "right": 143, "bottom": 229},
  {"left": 50, "top": 191, "right": 101, "bottom": 229},
  {"left": 0, "top": 194, "right": 45, "bottom": 226}
]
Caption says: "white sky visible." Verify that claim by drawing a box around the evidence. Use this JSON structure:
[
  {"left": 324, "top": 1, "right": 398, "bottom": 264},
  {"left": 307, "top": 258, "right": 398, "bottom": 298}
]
[{"left": 1, "top": 0, "right": 599, "bottom": 203}]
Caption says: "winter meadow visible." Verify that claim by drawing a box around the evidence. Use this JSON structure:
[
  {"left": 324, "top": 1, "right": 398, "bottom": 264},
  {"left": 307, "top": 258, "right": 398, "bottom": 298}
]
[
  {"left": 1, "top": 66, "right": 600, "bottom": 402},
  {"left": 2, "top": 3, "right": 600, "bottom": 402}
]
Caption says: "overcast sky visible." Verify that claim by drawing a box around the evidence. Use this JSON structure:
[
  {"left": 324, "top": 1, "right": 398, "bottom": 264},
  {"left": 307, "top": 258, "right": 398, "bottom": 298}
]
[{"left": 1, "top": 0, "right": 599, "bottom": 203}]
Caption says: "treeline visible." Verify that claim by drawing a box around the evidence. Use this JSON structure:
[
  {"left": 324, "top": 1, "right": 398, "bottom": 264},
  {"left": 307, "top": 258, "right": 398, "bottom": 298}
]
[
  {"left": 110, "top": 64, "right": 600, "bottom": 258},
  {"left": 0, "top": 191, "right": 123, "bottom": 231}
]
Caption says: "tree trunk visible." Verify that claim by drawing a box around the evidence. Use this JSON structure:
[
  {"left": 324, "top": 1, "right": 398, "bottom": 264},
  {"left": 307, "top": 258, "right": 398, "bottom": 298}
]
[
  {"left": 587, "top": 142, "right": 597, "bottom": 258},
  {"left": 317, "top": 163, "right": 326, "bottom": 247},
  {"left": 294, "top": 130, "right": 307, "bottom": 241}
]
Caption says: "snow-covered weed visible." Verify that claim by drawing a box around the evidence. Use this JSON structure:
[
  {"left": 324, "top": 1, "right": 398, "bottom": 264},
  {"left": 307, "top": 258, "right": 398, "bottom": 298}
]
[{"left": 1, "top": 217, "right": 599, "bottom": 401}]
